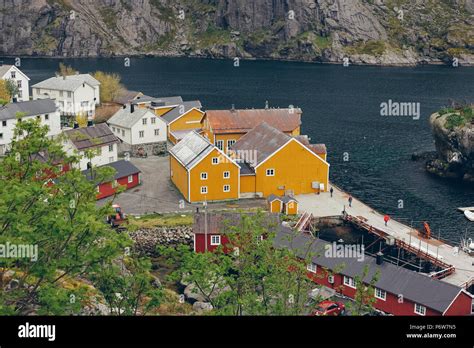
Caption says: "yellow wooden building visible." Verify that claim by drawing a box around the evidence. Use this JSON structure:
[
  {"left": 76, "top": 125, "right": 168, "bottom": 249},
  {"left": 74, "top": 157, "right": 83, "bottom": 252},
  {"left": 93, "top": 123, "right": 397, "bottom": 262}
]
[
  {"left": 169, "top": 131, "right": 240, "bottom": 203},
  {"left": 267, "top": 194, "right": 299, "bottom": 214},
  {"left": 162, "top": 101, "right": 204, "bottom": 144},
  {"left": 232, "top": 122, "right": 329, "bottom": 198},
  {"left": 201, "top": 108, "right": 302, "bottom": 152}
]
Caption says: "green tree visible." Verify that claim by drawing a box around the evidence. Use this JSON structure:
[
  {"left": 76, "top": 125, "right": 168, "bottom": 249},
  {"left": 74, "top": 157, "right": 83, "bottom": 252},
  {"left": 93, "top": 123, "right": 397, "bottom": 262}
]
[
  {"left": 346, "top": 265, "right": 380, "bottom": 316},
  {"left": 0, "top": 117, "right": 149, "bottom": 315},
  {"left": 162, "top": 212, "right": 318, "bottom": 315},
  {"left": 5, "top": 79, "right": 18, "bottom": 100},
  {"left": 0, "top": 79, "right": 11, "bottom": 103},
  {"left": 57, "top": 62, "right": 78, "bottom": 77}
]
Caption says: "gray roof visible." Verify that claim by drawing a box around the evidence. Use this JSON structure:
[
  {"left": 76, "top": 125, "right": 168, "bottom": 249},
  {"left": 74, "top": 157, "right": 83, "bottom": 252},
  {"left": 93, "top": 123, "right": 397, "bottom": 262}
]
[
  {"left": 169, "top": 131, "right": 214, "bottom": 170},
  {"left": 32, "top": 74, "right": 99, "bottom": 92},
  {"left": 133, "top": 95, "right": 183, "bottom": 106},
  {"left": 0, "top": 64, "right": 13, "bottom": 77},
  {"left": 274, "top": 229, "right": 465, "bottom": 314},
  {"left": 0, "top": 99, "right": 57, "bottom": 121},
  {"left": 113, "top": 90, "right": 142, "bottom": 105},
  {"left": 232, "top": 122, "right": 291, "bottom": 167},
  {"left": 107, "top": 105, "right": 154, "bottom": 129},
  {"left": 161, "top": 100, "right": 202, "bottom": 123},
  {"left": 267, "top": 194, "right": 297, "bottom": 203},
  {"left": 64, "top": 123, "right": 119, "bottom": 150},
  {"left": 237, "top": 161, "right": 255, "bottom": 175},
  {"left": 82, "top": 159, "right": 141, "bottom": 183}
]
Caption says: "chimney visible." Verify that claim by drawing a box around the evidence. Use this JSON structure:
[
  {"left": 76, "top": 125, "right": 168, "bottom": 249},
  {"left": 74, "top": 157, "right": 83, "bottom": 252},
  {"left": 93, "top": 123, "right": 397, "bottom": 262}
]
[
  {"left": 265, "top": 100, "right": 269, "bottom": 109},
  {"left": 130, "top": 103, "right": 135, "bottom": 113},
  {"left": 231, "top": 104, "right": 235, "bottom": 112},
  {"left": 376, "top": 252, "right": 383, "bottom": 265}
]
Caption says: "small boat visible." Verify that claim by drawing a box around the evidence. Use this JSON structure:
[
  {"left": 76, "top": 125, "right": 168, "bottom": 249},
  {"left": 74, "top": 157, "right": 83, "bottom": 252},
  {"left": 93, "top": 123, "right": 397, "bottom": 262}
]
[{"left": 464, "top": 210, "right": 474, "bottom": 221}]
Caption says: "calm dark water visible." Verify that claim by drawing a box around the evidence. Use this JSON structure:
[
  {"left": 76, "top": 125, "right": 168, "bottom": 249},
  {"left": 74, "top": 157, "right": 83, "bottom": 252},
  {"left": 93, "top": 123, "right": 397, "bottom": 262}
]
[{"left": 3, "top": 57, "right": 473, "bottom": 242}]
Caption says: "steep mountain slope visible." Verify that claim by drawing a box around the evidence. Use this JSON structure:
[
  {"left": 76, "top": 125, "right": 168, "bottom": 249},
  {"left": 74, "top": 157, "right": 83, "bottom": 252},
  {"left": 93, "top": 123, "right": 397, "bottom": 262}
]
[{"left": 0, "top": 0, "right": 472, "bottom": 65}]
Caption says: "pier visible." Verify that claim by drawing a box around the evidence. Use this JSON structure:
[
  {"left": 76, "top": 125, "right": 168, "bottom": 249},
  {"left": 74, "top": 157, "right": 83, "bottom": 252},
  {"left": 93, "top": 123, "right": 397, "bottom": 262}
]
[{"left": 296, "top": 185, "right": 474, "bottom": 288}]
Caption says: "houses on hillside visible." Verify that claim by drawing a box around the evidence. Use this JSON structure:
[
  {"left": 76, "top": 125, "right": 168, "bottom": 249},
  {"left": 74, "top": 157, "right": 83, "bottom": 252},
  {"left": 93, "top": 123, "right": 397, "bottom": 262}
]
[
  {"left": 0, "top": 64, "right": 30, "bottom": 102},
  {"left": 32, "top": 74, "right": 100, "bottom": 125},
  {"left": 169, "top": 122, "right": 329, "bottom": 203},
  {"left": 108, "top": 104, "right": 168, "bottom": 156},
  {"left": 201, "top": 108, "right": 302, "bottom": 151},
  {"left": 0, "top": 99, "right": 60, "bottom": 155},
  {"left": 63, "top": 123, "right": 119, "bottom": 171}
]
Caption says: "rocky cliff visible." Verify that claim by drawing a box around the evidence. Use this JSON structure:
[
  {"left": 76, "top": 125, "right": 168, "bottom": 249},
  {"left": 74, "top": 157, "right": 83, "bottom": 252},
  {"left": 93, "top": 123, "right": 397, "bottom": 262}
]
[
  {"left": 0, "top": 0, "right": 473, "bottom": 65},
  {"left": 427, "top": 106, "right": 474, "bottom": 182}
]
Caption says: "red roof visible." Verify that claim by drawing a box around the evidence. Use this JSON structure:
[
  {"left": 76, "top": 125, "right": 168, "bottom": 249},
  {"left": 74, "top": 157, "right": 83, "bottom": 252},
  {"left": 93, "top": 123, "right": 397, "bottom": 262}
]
[{"left": 205, "top": 108, "right": 301, "bottom": 134}]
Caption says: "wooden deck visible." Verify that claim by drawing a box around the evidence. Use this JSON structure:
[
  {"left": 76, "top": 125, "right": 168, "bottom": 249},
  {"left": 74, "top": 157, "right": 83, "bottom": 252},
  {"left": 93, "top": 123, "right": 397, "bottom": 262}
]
[{"left": 296, "top": 184, "right": 474, "bottom": 288}]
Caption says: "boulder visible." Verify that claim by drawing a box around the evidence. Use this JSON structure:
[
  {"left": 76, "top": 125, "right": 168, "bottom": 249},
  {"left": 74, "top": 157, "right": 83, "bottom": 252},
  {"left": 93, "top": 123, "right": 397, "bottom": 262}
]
[{"left": 193, "top": 301, "right": 213, "bottom": 314}]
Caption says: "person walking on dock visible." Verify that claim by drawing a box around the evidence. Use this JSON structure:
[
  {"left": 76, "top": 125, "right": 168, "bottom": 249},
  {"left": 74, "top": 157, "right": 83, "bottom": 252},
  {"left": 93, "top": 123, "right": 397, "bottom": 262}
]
[
  {"left": 384, "top": 214, "right": 390, "bottom": 226},
  {"left": 330, "top": 187, "right": 334, "bottom": 197},
  {"left": 348, "top": 195, "right": 353, "bottom": 207}
]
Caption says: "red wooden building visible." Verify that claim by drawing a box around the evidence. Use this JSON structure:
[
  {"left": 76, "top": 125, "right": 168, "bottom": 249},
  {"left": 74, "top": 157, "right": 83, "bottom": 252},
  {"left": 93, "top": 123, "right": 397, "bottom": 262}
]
[
  {"left": 275, "top": 229, "right": 474, "bottom": 316},
  {"left": 192, "top": 211, "right": 281, "bottom": 253},
  {"left": 82, "top": 159, "right": 141, "bottom": 200}
]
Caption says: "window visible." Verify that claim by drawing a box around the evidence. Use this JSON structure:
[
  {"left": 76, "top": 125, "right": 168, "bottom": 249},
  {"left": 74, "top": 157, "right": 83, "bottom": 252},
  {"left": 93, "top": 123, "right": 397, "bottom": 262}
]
[
  {"left": 109, "top": 144, "right": 114, "bottom": 152},
  {"left": 306, "top": 263, "right": 317, "bottom": 273},
  {"left": 343, "top": 276, "right": 356, "bottom": 288},
  {"left": 112, "top": 127, "right": 116, "bottom": 132},
  {"left": 210, "top": 235, "right": 221, "bottom": 246},
  {"left": 223, "top": 185, "right": 230, "bottom": 192},
  {"left": 215, "top": 140, "right": 224, "bottom": 151},
  {"left": 151, "top": 117, "right": 156, "bottom": 124},
  {"left": 212, "top": 157, "right": 219, "bottom": 165},
  {"left": 200, "top": 186, "right": 208, "bottom": 194},
  {"left": 374, "top": 288, "right": 386, "bottom": 301},
  {"left": 223, "top": 171, "right": 230, "bottom": 179},
  {"left": 139, "top": 131, "right": 144, "bottom": 138},
  {"left": 154, "top": 129, "right": 160, "bottom": 136},
  {"left": 0, "top": 133, "right": 3, "bottom": 139},
  {"left": 112, "top": 180, "right": 118, "bottom": 188},
  {"left": 109, "top": 157, "right": 114, "bottom": 163},
  {"left": 200, "top": 172, "right": 208, "bottom": 180},
  {"left": 227, "top": 139, "right": 236, "bottom": 150},
  {"left": 414, "top": 303, "right": 426, "bottom": 316},
  {"left": 45, "top": 114, "right": 49, "bottom": 120},
  {"left": 17, "top": 80, "right": 21, "bottom": 88},
  {"left": 142, "top": 118, "right": 147, "bottom": 125},
  {"left": 128, "top": 175, "right": 133, "bottom": 183},
  {"left": 122, "top": 130, "right": 125, "bottom": 136},
  {"left": 11, "top": 71, "right": 15, "bottom": 78},
  {"left": 2, "top": 121, "right": 6, "bottom": 127},
  {"left": 266, "top": 169, "right": 275, "bottom": 176},
  {"left": 60, "top": 91, "right": 64, "bottom": 97},
  {"left": 67, "top": 91, "right": 72, "bottom": 98},
  {"left": 18, "top": 91, "right": 22, "bottom": 98}
]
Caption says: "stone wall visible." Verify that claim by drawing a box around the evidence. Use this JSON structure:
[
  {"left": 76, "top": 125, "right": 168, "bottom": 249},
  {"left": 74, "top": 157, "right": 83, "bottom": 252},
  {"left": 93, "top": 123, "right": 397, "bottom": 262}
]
[
  {"left": 118, "top": 141, "right": 168, "bottom": 158},
  {"left": 128, "top": 226, "right": 193, "bottom": 256}
]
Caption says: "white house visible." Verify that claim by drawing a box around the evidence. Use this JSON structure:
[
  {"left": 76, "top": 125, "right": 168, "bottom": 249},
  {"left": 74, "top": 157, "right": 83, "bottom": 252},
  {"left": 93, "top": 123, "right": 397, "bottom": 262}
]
[
  {"left": 63, "top": 123, "right": 119, "bottom": 171},
  {"left": 0, "top": 64, "right": 30, "bottom": 102},
  {"left": 107, "top": 104, "right": 167, "bottom": 156},
  {"left": 0, "top": 99, "right": 60, "bottom": 155},
  {"left": 31, "top": 74, "right": 100, "bottom": 120}
]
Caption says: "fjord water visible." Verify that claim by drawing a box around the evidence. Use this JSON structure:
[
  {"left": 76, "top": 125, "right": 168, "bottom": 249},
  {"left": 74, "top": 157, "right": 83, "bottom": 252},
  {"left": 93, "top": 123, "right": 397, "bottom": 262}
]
[{"left": 9, "top": 57, "right": 474, "bottom": 242}]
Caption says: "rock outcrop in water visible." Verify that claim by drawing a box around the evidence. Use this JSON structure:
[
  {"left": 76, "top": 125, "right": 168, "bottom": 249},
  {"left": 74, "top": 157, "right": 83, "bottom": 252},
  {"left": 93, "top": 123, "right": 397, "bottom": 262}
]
[
  {"left": 0, "top": 0, "right": 473, "bottom": 65},
  {"left": 427, "top": 106, "right": 474, "bottom": 183}
]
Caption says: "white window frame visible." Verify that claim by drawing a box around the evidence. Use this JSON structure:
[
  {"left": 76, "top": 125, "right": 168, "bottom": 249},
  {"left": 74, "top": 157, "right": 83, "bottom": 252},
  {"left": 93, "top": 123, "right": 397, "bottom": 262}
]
[
  {"left": 210, "top": 235, "right": 221, "bottom": 246},
  {"left": 127, "top": 175, "right": 133, "bottom": 183},
  {"left": 227, "top": 139, "right": 236, "bottom": 150},
  {"left": 151, "top": 117, "right": 156, "bottom": 124},
  {"left": 306, "top": 263, "right": 317, "bottom": 273},
  {"left": 142, "top": 118, "right": 147, "bottom": 125},
  {"left": 108, "top": 144, "right": 114, "bottom": 152},
  {"left": 200, "top": 186, "right": 208, "bottom": 194},
  {"left": 374, "top": 288, "right": 386, "bottom": 301},
  {"left": 266, "top": 168, "right": 275, "bottom": 176},
  {"left": 154, "top": 129, "right": 160, "bottom": 136},
  {"left": 212, "top": 157, "right": 219, "bottom": 165},
  {"left": 223, "top": 184, "right": 230, "bottom": 192},
  {"left": 223, "top": 171, "right": 230, "bottom": 179},
  {"left": 139, "top": 130, "right": 144, "bottom": 138},
  {"left": 215, "top": 140, "right": 224, "bottom": 151},
  {"left": 414, "top": 303, "right": 426, "bottom": 316},
  {"left": 343, "top": 276, "right": 356, "bottom": 289},
  {"left": 200, "top": 172, "right": 208, "bottom": 180}
]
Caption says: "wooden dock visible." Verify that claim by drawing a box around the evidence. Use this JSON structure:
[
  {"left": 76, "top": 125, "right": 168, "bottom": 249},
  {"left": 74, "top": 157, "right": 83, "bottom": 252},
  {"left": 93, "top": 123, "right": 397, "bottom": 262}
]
[{"left": 296, "top": 185, "right": 474, "bottom": 288}]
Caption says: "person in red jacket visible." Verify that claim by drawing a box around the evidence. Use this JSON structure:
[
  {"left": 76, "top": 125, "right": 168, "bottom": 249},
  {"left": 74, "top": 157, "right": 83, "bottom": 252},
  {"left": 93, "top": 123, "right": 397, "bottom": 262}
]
[{"left": 384, "top": 214, "right": 390, "bottom": 226}]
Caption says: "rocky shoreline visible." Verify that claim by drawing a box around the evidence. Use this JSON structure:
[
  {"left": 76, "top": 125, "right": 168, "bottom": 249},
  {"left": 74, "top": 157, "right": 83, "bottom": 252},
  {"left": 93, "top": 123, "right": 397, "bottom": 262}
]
[{"left": 128, "top": 226, "right": 193, "bottom": 256}]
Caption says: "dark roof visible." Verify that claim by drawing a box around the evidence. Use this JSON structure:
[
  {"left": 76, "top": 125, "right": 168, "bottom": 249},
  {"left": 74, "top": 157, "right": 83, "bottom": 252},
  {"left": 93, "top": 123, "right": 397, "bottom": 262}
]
[
  {"left": 274, "top": 229, "right": 465, "bottom": 314},
  {"left": 133, "top": 95, "right": 183, "bottom": 105},
  {"left": 232, "top": 122, "right": 291, "bottom": 167},
  {"left": 0, "top": 99, "right": 57, "bottom": 121},
  {"left": 237, "top": 161, "right": 255, "bottom": 175},
  {"left": 64, "top": 123, "right": 119, "bottom": 150},
  {"left": 162, "top": 100, "right": 203, "bottom": 123},
  {"left": 113, "top": 90, "right": 142, "bottom": 105},
  {"left": 31, "top": 150, "right": 64, "bottom": 165},
  {"left": 267, "top": 194, "right": 282, "bottom": 202},
  {"left": 193, "top": 212, "right": 281, "bottom": 235},
  {"left": 82, "top": 159, "right": 141, "bottom": 183},
  {"left": 205, "top": 108, "right": 302, "bottom": 134},
  {"left": 295, "top": 135, "right": 327, "bottom": 155},
  {"left": 267, "top": 194, "right": 297, "bottom": 203}
]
